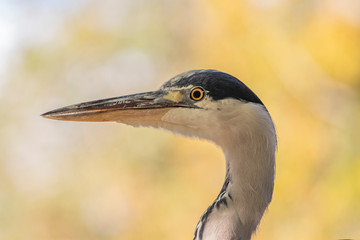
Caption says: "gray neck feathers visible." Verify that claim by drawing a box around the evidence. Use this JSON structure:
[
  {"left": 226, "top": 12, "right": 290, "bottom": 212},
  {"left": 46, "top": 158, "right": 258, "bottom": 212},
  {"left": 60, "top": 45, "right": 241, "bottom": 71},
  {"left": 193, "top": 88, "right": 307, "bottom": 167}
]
[{"left": 194, "top": 103, "right": 277, "bottom": 240}]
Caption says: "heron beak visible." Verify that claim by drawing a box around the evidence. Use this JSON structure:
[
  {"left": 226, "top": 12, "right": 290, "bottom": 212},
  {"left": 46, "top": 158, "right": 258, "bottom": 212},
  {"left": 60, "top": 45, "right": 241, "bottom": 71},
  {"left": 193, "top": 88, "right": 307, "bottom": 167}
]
[{"left": 41, "top": 90, "right": 187, "bottom": 123}]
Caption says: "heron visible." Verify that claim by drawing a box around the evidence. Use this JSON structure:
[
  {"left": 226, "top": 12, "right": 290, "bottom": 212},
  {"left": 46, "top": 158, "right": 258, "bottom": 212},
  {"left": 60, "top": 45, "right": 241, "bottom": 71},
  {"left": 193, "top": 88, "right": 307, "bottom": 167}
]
[{"left": 42, "top": 69, "right": 277, "bottom": 240}]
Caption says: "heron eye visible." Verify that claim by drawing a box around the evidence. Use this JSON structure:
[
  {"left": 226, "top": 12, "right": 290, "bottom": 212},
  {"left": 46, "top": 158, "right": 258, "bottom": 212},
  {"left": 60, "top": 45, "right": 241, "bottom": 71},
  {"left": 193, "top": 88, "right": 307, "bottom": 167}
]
[{"left": 190, "top": 87, "right": 204, "bottom": 101}]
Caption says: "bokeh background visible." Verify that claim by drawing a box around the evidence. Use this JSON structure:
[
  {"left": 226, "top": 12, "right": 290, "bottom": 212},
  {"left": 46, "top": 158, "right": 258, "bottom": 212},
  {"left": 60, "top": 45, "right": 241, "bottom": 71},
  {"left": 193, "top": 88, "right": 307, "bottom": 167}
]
[{"left": 1, "top": 0, "right": 359, "bottom": 239}]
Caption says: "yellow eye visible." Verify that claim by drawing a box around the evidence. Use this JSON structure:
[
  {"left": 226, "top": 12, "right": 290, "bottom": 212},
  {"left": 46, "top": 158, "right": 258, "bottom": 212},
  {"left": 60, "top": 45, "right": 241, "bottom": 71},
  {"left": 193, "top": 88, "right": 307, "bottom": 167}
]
[{"left": 190, "top": 87, "right": 205, "bottom": 101}]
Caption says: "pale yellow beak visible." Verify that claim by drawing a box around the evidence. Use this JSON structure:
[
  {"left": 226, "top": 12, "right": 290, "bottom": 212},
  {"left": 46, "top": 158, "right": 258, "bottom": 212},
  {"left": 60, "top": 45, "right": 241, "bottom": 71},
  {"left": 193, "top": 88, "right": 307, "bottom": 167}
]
[{"left": 41, "top": 90, "right": 189, "bottom": 123}]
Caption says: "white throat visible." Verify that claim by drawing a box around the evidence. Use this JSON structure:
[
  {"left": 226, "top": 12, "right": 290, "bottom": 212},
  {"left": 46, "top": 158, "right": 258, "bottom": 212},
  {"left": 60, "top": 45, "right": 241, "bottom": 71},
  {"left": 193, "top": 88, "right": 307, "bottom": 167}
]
[
  {"left": 220, "top": 102, "right": 276, "bottom": 239},
  {"left": 164, "top": 100, "right": 276, "bottom": 240}
]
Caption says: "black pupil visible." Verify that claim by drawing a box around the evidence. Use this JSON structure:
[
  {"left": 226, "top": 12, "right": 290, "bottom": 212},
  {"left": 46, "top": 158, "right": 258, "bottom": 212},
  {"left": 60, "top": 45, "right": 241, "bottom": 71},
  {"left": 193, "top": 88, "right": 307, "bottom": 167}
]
[{"left": 193, "top": 90, "right": 201, "bottom": 99}]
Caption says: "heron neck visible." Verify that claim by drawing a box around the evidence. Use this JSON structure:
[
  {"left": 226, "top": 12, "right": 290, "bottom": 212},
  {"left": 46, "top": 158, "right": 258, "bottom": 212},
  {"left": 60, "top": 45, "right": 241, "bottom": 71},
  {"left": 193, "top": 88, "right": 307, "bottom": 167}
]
[{"left": 220, "top": 105, "right": 276, "bottom": 239}]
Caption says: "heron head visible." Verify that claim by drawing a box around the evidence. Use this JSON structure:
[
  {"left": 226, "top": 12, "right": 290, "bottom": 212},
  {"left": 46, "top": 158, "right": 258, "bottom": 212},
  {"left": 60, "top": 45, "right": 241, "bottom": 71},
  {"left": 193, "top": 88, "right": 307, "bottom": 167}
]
[{"left": 42, "top": 70, "right": 269, "bottom": 145}]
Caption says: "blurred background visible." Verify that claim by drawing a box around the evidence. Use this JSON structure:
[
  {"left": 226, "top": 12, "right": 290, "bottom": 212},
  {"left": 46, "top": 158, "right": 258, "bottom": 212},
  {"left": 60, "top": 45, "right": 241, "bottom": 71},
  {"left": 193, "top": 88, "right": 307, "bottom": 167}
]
[{"left": 0, "top": 0, "right": 359, "bottom": 239}]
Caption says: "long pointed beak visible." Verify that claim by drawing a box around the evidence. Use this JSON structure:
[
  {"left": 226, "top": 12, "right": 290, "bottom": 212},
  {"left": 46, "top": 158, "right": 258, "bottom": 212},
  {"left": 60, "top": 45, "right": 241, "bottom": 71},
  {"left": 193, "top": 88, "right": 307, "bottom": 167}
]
[{"left": 41, "top": 90, "right": 187, "bottom": 122}]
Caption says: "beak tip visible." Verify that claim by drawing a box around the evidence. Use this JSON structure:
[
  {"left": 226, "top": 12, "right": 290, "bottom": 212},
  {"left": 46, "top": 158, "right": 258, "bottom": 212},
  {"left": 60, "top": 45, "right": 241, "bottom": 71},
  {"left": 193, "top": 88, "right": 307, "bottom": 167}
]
[
  {"left": 41, "top": 109, "right": 62, "bottom": 120},
  {"left": 41, "top": 112, "right": 53, "bottom": 120}
]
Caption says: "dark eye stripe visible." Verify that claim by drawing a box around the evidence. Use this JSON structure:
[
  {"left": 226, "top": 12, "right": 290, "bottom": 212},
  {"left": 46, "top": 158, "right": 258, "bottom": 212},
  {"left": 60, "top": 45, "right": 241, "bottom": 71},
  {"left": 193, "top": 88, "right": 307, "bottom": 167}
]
[{"left": 162, "top": 71, "right": 263, "bottom": 105}]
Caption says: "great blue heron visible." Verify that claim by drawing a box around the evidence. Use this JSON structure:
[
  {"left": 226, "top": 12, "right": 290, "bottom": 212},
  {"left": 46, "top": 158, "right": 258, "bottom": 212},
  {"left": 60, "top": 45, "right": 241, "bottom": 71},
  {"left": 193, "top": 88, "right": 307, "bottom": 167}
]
[{"left": 42, "top": 69, "right": 277, "bottom": 240}]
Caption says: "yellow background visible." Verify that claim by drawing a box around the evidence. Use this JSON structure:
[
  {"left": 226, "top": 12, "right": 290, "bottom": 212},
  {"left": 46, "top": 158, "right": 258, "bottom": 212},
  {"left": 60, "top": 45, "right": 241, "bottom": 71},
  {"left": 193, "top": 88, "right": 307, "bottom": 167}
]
[{"left": 0, "top": 0, "right": 359, "bottom": 239}]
